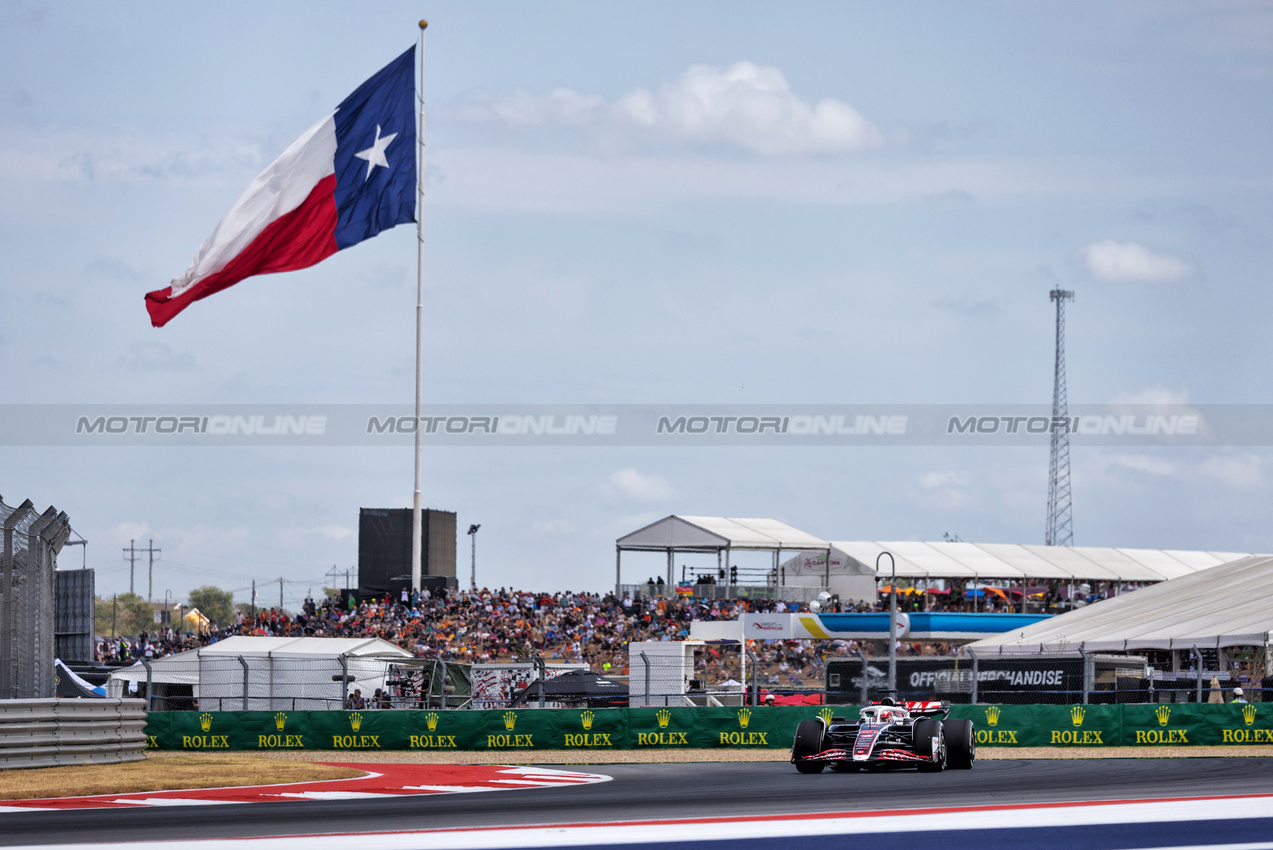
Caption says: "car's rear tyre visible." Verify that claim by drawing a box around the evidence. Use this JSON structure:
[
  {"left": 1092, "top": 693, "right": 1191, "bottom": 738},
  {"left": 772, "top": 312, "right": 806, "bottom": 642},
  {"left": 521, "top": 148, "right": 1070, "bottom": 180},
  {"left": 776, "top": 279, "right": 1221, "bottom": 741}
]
[
  {"left": 792, "top": 719, "right": 826, "bottom": 774},
  {"left": 912, "top": 718, "right": 941, "bottom": 757},
  {"left": 945, "top": 717, "right": 976, "bottom": 769},
  {"left": 914, "top": 717, "right": 946, "bottom": 772}
]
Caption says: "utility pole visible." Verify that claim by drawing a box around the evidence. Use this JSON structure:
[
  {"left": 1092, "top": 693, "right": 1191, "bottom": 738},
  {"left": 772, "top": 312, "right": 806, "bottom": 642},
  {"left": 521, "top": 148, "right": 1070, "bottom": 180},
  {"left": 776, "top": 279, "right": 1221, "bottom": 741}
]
[
  {"left": 123, "top": 540, "right": 136, "bottom": 594},
  {"left": 251, "top": 580, "right": 257, "bottom": 617},
  {"left": 1046, "top": 288, "right": 1076, "bottom": 547},
  {"left": 111, "top": 594, "right": 117, "bottom": 638},
  {"left": 325, "top": 565, "right": 342, "bottom": 596},
  {"left": 278, "top": 577, "right": 285, "bottom": 611},
  {"left": 144, "top": 539, "right": 161, "bottom": 603}
]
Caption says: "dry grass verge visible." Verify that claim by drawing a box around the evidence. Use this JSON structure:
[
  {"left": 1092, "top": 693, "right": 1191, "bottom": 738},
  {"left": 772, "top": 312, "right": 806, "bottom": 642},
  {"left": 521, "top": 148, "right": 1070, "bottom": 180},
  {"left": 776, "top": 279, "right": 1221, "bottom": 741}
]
[{"left": 0, "top": 754, "right": 361, "bottom": 801}]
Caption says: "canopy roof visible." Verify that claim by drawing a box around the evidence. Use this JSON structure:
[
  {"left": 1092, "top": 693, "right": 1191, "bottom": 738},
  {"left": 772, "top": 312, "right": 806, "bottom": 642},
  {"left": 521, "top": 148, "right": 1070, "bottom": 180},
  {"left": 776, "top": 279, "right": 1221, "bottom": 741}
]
[
  {"left": 108, "top": 636, "right": 414, "bottom": 684},
  {"left": 618, "top": 516, "right": 829, "bottom": 552},
  {"left": 796, "top": 541, "right": 1258, "bottom": 583},
  {"left": 966, "top": 555, "right": 1273, "bottom": 652},
  {"left": 197, "top": 636, "right": 412, "bottom": 658}
]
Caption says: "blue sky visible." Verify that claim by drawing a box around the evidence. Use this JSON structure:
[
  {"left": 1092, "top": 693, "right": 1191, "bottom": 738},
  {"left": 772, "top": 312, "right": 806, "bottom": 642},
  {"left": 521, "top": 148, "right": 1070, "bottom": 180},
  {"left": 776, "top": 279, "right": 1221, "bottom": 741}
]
[{"left": 4, "top": 1, "right": 1273, "bottom": 605}]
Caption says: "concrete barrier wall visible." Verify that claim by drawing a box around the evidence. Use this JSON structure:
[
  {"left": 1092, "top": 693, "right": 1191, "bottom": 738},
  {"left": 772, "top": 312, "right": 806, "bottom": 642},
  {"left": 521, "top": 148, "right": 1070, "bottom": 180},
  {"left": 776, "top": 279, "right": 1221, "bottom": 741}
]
[
  {"left": 0, "top": 698, "right": 148, "bottom": 769},
  {"left": 142, "top": 703, "right": 1273, "bottom": 753}
]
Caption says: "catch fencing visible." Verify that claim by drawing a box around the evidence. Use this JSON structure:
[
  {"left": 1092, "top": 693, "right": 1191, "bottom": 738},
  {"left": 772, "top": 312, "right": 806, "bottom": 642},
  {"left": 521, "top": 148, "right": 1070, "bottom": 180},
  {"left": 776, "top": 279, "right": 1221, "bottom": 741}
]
[
  {"left": 823, "top": 652, "right": 1178, "bottom": 705},
  {"left": 142, "top": 703, "right": 1273, "bottom": 752},
  {"left": 0, "top": 497, "right": 73, "bottom": 699},
  {"left": 0, "top": 698, "right": 147, "bottom": 769}
]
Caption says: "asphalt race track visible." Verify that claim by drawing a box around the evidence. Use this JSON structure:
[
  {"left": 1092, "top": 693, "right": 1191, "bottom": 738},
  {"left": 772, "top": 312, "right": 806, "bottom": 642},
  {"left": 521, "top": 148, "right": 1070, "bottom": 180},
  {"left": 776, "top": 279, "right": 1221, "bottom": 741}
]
[{"left": 2, "top": 758, "right": 1273, "bottom": 847}]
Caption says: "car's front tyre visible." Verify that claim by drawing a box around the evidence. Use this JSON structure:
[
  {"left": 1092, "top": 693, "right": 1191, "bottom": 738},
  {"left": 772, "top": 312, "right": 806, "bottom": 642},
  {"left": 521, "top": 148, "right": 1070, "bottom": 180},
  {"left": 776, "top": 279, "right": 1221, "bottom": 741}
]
[{"left": 791, "top": 718, "right": 826, "bottom": 774}]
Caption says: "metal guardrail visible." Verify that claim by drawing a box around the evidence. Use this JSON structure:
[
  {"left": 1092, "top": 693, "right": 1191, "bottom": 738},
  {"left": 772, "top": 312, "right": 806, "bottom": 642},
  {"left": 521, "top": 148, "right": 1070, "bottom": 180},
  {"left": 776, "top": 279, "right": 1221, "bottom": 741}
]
[{"left": 0, "top": 698, "right": 147, "bottom": 769}]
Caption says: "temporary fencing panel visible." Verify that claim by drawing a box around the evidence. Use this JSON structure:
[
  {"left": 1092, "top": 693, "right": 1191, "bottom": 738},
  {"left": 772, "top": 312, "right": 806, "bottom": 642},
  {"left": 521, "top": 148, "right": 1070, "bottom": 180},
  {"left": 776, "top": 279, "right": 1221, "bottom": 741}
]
[{"left": 143, "top": 704, "right": 1273, "bottom": 752}]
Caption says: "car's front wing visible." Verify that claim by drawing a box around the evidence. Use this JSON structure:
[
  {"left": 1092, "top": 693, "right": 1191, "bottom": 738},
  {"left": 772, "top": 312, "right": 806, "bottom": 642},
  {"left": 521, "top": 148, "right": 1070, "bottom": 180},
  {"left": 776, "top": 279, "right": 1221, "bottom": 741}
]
[{"left": 797, "top": 747, "right": 934, "bottom": 765}]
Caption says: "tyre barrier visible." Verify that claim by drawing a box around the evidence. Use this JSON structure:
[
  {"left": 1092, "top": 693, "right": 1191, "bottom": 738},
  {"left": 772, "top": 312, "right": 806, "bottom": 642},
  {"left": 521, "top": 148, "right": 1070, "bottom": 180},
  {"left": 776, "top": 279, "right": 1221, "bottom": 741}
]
[
  {"left": 0, "top": 698, "right": 148, "bottom": 769},
  {"left": 141, "top": 703, "right": 1273, "bottom": 753}
]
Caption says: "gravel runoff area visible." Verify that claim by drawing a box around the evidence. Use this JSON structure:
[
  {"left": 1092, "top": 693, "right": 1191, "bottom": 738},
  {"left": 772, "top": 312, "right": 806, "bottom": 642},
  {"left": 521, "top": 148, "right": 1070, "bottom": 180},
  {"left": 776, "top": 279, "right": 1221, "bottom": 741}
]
[{"left": 257, "top": 746, "right": 1273, "bottom": 765}]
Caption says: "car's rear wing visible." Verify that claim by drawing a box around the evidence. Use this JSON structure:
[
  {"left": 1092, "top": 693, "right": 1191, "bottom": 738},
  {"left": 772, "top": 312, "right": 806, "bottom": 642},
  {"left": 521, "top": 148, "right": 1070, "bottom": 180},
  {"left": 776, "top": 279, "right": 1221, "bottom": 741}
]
[{"left": 904, "top": 700, "right": 951, "bottom": 718}]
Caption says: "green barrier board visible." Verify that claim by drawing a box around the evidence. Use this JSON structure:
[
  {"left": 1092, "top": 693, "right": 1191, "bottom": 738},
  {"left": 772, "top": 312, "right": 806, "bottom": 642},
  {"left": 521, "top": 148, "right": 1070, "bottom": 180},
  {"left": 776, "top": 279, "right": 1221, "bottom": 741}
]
[
  {"left": 1122, "top": 703, "right": 1273, "bottom": 746},
  {"left": 143, "top": 704, "right": 1273, "bottom": 751},
  {"left": 948, "top": 704, "right": 1123, "bottom": 748}
]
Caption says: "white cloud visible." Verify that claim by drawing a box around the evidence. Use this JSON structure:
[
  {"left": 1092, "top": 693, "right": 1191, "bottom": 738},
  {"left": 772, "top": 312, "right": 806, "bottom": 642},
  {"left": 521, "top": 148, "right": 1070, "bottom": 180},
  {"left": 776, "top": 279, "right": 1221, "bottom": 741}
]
[
  {"left": 533, "top": 519, "right": 576, "bottom": 535},
  {"left": 427, "top": 146, "right": 1060, "bottom": 213},
  {"left": 118, "top": 341, "right": 194, "bottom": 372},
  {"left": 275, "top": 525, "right": 353, "bottom": 548},
  {"left": 913, "top": 470, "right": 973, "bottom": 510},
  {"left": 0, "top": 127, "right": 266, "bottom": 185},
  {"left": 1109, "top": 454, "right": 1175, "bottom": 476},
  {"left": 107, "top": 521, "right": 153, "bottom": 547},
  {"left": 1198, "top": 454, "right": 1265, "bottom": 491},
  {"left": 605, "top": 468, "right": 677, "bottom": 501},
  {"left": 166, "top": 525, "right": 250, "bottom": 553},
  {"left": 1082, "top": 240, "right": 1196, "bottom": 283},
  {"left": 449, "top": 61, "right": 882, "bottom": 155},
  {"left": 918, "top": 471, "right": 970, "bottom": 490},
  {"left": 1109, "top": 386, "right": 1189, "bottom": 406}
]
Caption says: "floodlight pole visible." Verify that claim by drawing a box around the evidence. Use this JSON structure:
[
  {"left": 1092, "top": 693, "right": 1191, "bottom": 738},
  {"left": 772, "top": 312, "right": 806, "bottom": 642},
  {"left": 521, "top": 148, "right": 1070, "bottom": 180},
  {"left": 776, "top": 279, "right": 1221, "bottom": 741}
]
[
  {"left": 467, "top": 524, "right": 481, "bottom": 590},
  {"left": 878, "top": 551, "right": 897, "bottom": 696}
]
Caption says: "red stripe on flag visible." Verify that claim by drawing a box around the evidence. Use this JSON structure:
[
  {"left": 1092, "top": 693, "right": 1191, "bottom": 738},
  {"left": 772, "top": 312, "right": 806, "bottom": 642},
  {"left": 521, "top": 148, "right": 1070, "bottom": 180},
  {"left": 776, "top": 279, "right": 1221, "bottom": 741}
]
[{"left": 145, "top": 175, "right": 339, "bottom": 327}]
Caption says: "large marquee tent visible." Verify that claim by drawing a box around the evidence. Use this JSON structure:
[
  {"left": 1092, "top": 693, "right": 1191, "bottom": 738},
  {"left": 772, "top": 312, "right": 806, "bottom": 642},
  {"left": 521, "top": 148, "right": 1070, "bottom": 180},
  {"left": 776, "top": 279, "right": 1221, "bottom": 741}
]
[
  {"left": 965, "top": 555, "right": 1273, "bottom": 653},
  {"left": 782, "top": 540, "right": 1255, "bottom": 584}
]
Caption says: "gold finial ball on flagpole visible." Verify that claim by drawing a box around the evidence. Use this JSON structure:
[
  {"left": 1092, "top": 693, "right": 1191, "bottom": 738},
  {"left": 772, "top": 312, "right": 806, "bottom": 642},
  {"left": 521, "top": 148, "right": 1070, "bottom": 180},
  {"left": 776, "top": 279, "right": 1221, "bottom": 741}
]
[{"left": 419, "top": 20, "right": 428, "bottom": 30}]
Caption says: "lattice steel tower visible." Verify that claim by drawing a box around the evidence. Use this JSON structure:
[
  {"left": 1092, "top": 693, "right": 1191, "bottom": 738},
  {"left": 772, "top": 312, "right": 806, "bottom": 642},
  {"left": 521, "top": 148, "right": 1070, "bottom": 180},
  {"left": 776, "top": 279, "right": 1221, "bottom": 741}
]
[{"left": 1046, "top": 288, "right": 1075, "bottom": 547}]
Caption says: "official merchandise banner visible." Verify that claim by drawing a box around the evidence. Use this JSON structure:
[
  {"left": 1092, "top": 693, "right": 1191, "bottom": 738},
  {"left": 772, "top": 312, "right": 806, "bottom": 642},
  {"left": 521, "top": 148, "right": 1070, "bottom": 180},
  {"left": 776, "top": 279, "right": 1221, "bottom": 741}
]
[{"left": 143, "top": 704, "right": 1272, "bottom": 751}]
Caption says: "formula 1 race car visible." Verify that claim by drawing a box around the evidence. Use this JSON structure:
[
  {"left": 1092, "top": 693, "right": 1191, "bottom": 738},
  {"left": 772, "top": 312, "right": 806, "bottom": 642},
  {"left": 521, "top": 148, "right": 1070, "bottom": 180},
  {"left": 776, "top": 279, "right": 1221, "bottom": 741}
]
[{"left": 790, "top": 699, "right": 975, "bottom": 773}]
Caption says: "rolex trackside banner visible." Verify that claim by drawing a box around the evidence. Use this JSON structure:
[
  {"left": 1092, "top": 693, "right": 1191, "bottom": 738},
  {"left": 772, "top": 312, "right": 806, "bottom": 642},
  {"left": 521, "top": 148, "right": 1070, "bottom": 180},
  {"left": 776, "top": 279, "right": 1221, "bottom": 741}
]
[
  {"left": 143, "top": 704, "right": 1273, "bottom": 751},
  {"left": 9, "top": 403, "right": 1273, "bottom": 446}
]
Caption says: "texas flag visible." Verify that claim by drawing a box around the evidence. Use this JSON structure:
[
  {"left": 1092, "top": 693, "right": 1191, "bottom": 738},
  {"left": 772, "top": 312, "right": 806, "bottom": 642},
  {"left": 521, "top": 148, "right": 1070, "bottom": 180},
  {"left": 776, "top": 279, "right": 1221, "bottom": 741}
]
[{"left": 146, "top": 48, "right": 416, "bottom": 327}]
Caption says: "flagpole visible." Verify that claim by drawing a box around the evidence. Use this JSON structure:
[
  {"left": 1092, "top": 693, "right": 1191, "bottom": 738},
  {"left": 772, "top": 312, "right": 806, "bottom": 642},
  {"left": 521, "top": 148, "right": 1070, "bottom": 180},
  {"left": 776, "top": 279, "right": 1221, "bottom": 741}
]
[{"left": 411, "top": 19, "right": 428, "bottom": 595}]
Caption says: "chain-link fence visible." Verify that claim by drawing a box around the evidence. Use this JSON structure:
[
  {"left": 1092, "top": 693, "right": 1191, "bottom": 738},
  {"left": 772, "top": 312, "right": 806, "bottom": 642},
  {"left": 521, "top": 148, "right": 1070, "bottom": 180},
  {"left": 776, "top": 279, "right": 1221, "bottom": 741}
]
[
  {"left": 0, "top": 496, "right": 72, "bottom": 699},
  {"left": 818, "top": 652, "right": 1249, "bottom": 705}
]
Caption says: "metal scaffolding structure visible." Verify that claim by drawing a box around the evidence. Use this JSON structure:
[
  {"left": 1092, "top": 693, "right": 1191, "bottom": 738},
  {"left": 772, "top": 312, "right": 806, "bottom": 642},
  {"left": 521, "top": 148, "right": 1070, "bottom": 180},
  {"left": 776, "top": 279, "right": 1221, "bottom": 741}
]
[
  {"left": 0, "top": 496, "right": 73, "bottom": 699},
  {"left": 1046, "top": 289, "right": 1075, "bottom": 547}
]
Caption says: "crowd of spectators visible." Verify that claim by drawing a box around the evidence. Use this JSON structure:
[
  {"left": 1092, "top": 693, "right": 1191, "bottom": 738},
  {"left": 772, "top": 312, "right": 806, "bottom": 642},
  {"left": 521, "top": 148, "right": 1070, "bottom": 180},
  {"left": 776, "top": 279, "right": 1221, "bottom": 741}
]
[{"left": 94, "top": 586, "right": 965, "bottom": 689}]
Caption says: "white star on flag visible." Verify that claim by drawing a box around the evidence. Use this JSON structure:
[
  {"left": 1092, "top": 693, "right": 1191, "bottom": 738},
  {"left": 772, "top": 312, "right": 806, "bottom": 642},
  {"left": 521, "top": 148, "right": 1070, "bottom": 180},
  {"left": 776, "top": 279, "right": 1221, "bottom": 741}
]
[{"left": 354, "top": 124, "right": 398, "bottom": 181}]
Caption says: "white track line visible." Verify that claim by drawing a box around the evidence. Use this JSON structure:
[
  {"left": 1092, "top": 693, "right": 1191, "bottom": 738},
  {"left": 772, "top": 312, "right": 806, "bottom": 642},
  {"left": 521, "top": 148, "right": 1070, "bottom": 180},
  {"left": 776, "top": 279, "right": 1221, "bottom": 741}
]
[{"left": 6, "top": 794, "right": 1273, "bottom": 850}]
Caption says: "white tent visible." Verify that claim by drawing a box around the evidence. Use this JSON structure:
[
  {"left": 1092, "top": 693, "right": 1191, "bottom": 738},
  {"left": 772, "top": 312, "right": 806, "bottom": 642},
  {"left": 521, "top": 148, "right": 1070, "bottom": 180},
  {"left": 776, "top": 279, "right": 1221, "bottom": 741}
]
[
  {"left": 786, "top": 541, "right": 1257, "bottom": 584},
  {"left": 107, "top": 636, "right": 413, "bottom": 710},
  {"left": 966, "top": 555, "right": 1273, "bottom": 653},
  {"left": 615, "top": 515, "right": 830, "bottom": 590}
]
